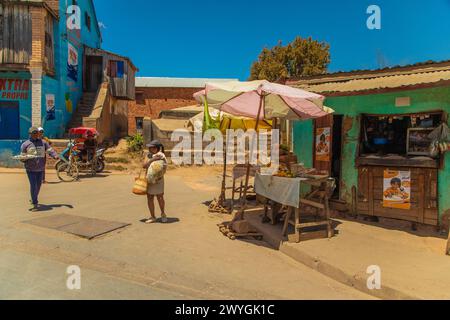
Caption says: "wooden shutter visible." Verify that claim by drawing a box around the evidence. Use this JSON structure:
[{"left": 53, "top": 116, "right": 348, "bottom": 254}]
[{"left": 0, "top": 4, "right": 31, "bottom": 64}]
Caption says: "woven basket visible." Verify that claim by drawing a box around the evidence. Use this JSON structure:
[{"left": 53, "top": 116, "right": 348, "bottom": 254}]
[{"left": 132, "top": 170, "right": 148, "bottom": 196}]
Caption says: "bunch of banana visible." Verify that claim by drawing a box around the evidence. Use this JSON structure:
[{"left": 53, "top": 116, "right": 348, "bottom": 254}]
[{"left": 430, "top": 140, "right": 449, "bottom": 155}]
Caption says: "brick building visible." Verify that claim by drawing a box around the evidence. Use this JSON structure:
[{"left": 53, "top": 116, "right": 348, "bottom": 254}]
[{"left": 128, "top": 77, "right": 236, "bottom": 135}]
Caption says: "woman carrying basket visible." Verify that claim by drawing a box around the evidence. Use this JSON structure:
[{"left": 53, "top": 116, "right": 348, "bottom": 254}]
[{"left": 143, "top": 140, "right": 168, "bottom": 224}]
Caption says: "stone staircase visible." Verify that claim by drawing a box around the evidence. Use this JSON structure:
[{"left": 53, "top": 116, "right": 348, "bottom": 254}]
[{"left": 67, "top": 92, "right": 97, "bottom": 129}]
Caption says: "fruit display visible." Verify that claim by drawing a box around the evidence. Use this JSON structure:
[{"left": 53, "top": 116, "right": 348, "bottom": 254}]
[{"left": 274, "top": 165, "right": 294, "bottom": 178}]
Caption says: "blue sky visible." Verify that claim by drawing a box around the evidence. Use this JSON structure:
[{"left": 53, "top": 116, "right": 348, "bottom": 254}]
[{"left": 94, "top": 0, "right": 450, "bottom": 80}]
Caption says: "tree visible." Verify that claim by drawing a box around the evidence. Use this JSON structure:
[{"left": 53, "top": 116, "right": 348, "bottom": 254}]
[{"left": 249, "top": 36, "right": 331, "bottom": 82}]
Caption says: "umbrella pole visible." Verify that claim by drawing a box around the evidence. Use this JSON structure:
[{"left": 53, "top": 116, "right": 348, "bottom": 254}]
[
  {"left": 218, "top": 120, "right": 232, "bottom": 208},
  {"left": 236, "top": 94, "right": 264, "bottom": 221}
]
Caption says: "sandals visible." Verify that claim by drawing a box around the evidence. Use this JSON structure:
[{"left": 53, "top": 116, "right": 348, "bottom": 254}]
[
  {"left": 144, "top": 215, "right": 168, "bottom": 224},
  {"left": 144, "top": 218, "right": 157, "bottom": 224}
]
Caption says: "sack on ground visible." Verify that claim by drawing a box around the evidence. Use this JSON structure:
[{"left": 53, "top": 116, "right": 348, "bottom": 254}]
[{"left": 147, "top": 160, "right": 167, "bottom": 184}]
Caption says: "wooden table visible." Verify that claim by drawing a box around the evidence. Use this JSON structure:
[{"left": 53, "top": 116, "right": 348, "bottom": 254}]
[{"left": 255, "top": 174, "right": 335, "bottom": 243}]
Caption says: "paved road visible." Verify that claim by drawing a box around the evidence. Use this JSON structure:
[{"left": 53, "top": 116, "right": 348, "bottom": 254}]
[{"left": 0, "top": 169, "right": 373, "bottom": 300}]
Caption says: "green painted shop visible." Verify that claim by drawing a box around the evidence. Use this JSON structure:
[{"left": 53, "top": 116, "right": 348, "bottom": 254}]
[{"left": 289, "top": 61, "right": 450, "bottom": 228}]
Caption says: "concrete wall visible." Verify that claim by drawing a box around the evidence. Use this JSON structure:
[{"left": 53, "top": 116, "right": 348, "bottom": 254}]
[{"left": 292, "top": 85, "right": 450, "bottom": 222}]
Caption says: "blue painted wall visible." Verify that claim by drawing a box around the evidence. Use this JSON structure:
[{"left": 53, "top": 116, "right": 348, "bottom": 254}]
[
  {"left": 0, "top": 140, "right": 25, "bottom": 167},
  {"left": 41, "top": 0, "right": 102, "bottom": 139},
  {"left": 0, "top": 72, "right": 32, "bottom": 140}
]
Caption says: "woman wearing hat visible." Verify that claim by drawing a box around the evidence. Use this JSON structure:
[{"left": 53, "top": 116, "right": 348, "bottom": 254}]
[{"left": 143, "top": 140, "right": 168, "bottom": 223}]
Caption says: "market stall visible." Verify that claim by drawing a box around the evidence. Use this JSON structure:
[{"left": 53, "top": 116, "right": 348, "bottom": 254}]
[
  {"left": 194, "top": 80, "right": 335, "bottom": 240},
  {"left": 255, "top": 169, "right": 335, "bottom": 242},
  {"left": 356, "top": 111, "right": 449, "bottom": 226}
]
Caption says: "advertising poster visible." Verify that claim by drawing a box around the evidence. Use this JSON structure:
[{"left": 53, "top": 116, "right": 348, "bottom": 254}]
[
  {"left": 383, "top": 170, "right": 411, "bottom": 210},
  {"left": 67, "top": 43, "right": 79, "bottom": 82},
  {"left": 315, "top": 127, "right": 331, "bottom": 161},
  {"left": 45, "top": 94, "right": 56, "bottom": 121}
]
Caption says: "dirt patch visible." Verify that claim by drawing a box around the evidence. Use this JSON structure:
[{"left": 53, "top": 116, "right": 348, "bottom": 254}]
[{"left": 168, "top": 165, "right": 224, "bottom": 192}]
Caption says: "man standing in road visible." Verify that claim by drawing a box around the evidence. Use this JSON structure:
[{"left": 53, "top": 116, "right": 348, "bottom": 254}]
[{"left": 21, "top": 127, "right": 59, "bottom": 212}]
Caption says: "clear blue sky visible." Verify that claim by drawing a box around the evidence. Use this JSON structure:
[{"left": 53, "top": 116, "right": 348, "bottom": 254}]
[{"left": 94, "top": 0, "right": 450, "bottom": 80}]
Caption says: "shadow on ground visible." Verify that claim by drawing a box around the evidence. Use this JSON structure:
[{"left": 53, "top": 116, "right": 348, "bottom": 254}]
[
  {"left": 139, "top": 217, "right": 180, "bottom": 224},
  {"left": 33, "top": 204, "right": 74, "bottom": 212}
]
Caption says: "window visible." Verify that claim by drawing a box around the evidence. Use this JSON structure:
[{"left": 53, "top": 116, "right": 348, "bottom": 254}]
[
  {"left": 108, "top": 60, "right": 125, "bottom": 78},
  {"left": 85, "top": 12, "right": 91, "bottom": 32},
  {"left": 136, "top": 117, "right": 144, "bottom": 133},
  {"left": 359, "top": 112, "right": 443, "bottom": 157},
  {"left": 44, "top": 14, "right": 55, "bottom": 73},
  {"left": 135, "top": 91, "right": 145, "bottom": 104}
]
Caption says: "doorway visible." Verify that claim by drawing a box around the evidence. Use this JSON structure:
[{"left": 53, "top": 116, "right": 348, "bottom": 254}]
[
  {"left": 0, "top": 101, "right": 20, "bottom": 140},
  {"left": 331, "top": 115, "right": 343, "bottom": 199},
  {"left": 85, "top": 56, "right": 103, "bottom": 92},
  {"left": 313, "top": 114, "right": 343, "bottom": 199}
]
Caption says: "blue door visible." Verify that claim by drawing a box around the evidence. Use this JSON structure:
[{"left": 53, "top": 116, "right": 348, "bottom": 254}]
[{"left": 0, "top": 101, "right": 20, "bottom": 140}]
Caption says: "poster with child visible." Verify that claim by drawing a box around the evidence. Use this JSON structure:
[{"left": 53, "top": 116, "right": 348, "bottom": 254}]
[
  {"left": 315, "top": 127, "right": 331, "bottom": 162},
  {"left": 383, "top": 170, "right": 411, "bottom": 210}
]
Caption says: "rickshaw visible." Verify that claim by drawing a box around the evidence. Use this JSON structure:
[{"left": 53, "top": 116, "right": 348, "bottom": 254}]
[{"left": 56, "top": 127, "right": 106, "bottom": 182}]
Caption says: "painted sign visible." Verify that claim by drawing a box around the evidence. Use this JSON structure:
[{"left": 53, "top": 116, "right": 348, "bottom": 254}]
[
  {"left": 65, "top": 93, "right": 73, "bottom": 113},
  {"left": 0, "top": 79, "right": 30, "bottom": 100},
  {"left": 383, "top": 170, "right": 411, "bottom": 210},
  {"left": 45, "top": 94, "right": 56, "bottom": 121},
  {"left": 67, "top": 43, "right": 79, "bottom": 82},
  {"left": 315, "top": 127, "right": 331, "bottom": 162}
]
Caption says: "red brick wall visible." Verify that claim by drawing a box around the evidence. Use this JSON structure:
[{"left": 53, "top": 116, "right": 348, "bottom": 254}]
[
  {"left": 136, "top": 87, "right": 200, "bottom": 101},
  {"left": 128, "top": 87, "right": 199, "bottom": 135}
]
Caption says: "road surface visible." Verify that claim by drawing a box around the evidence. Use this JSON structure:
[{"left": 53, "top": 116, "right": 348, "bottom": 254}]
[{"left": 0, "top": 168, "right": 372, "bottom": 300}]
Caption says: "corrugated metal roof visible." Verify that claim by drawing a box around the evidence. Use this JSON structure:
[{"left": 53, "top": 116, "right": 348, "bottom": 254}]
[
  {"left": 289, "top": 61, "right": 450, "bottom": 95},
  {"left": 135, "top": 77, "right": 238, "bottom": 88}
]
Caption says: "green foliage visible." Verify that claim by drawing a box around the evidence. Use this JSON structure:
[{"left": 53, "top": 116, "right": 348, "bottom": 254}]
[
  {"left": 249, "top": 36, "right": 331, "bottom": 82},
  {"left": 126, "top": 134, "right": 144, "bottom": 153}
]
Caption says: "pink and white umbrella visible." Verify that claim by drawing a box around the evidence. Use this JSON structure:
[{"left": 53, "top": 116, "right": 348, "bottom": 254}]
[{"left": 194, "top": 80, "right": 333, "bottom": 120}]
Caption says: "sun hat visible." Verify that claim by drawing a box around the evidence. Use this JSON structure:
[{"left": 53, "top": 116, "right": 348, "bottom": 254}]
[
  {"left": 146, "top": 140, "right": 162, "bottom": 148},
  {"left": 28, "top": 126, "right": 39, "bottom": 134}
]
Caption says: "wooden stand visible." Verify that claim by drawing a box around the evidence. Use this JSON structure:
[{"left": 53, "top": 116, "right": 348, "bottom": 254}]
[
  {"left": 218, "top": 221, "right": 263, "bottom": 241},
  {"left": 262, "top": 200, "right": 284, "bottom": 225},
  {"left": 282, "top": 180, "right": 334, "bottom": 243}
]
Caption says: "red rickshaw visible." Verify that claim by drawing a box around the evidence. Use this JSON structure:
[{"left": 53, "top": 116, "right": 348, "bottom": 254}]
[{"left": 56, "top": 127, "right": 106, "bottom": 182}]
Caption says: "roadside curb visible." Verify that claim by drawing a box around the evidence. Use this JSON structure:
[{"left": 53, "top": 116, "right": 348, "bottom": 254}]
[{"left": 247, "top": 219, "right": 418, "bottom": 300}]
